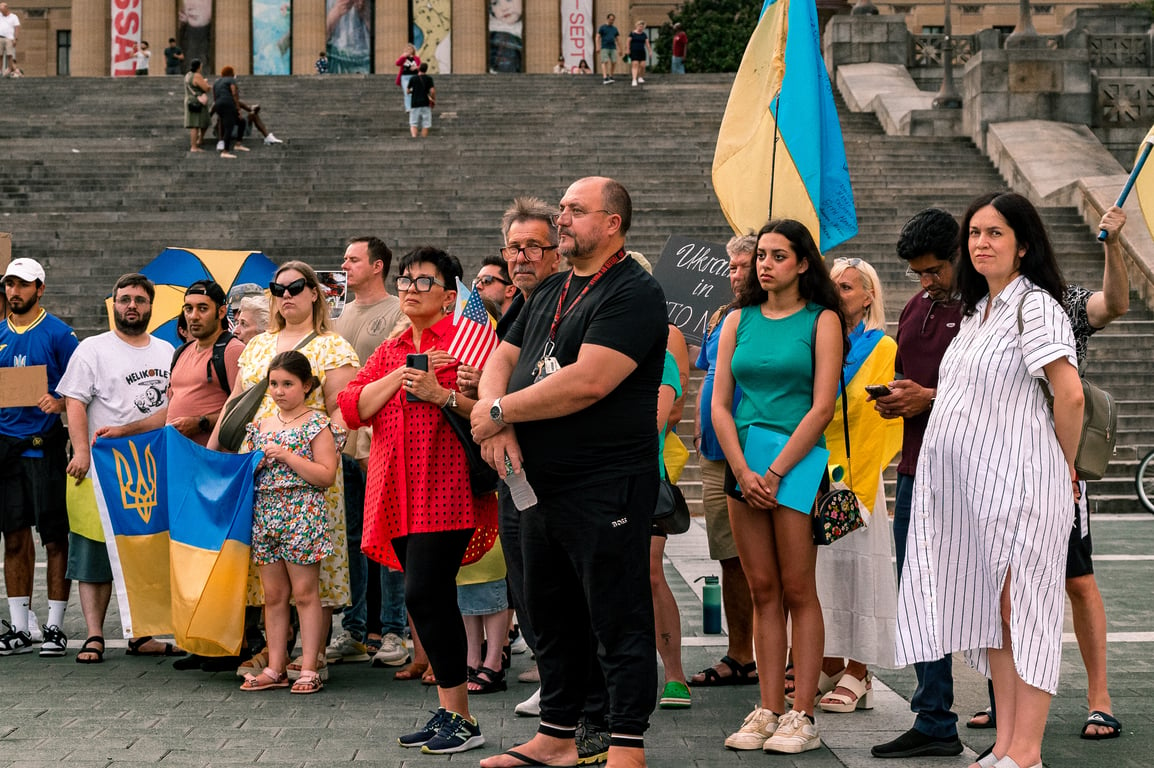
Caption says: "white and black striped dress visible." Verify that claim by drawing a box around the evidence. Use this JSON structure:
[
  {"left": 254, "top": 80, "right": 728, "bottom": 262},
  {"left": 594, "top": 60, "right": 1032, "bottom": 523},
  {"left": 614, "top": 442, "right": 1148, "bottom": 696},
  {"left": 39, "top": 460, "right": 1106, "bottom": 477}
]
[{"left": 895, "top": 276, "right": 1076, "bottom": 694}]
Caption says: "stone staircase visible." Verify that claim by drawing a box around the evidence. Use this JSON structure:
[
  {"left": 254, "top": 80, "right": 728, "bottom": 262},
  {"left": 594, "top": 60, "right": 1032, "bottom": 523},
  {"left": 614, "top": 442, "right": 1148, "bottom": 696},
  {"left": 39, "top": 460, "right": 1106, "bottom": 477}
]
[{"left": 0, "top": 73, "right": 1150, "bottom": 511}]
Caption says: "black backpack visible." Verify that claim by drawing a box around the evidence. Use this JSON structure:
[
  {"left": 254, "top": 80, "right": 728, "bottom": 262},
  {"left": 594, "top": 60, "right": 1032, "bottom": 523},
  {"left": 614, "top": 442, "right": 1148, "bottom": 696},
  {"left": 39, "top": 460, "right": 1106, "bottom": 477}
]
[{"left": 171, "top": 331, "right": 236, "bottom": 395}]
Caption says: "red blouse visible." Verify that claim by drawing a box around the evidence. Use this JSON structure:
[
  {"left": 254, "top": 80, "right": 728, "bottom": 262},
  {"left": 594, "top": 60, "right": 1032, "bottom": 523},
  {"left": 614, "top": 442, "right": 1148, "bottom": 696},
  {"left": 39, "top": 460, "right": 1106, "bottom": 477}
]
[{"left": 338, "top": 315, "right": 497, "bottom": 570}]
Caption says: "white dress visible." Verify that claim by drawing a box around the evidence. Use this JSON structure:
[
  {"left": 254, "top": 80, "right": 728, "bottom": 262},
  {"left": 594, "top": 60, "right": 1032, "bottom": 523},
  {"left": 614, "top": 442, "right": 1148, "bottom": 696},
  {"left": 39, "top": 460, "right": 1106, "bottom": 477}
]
[{"left": 895, "top": 276, "right": 1076, "bottom": 694}]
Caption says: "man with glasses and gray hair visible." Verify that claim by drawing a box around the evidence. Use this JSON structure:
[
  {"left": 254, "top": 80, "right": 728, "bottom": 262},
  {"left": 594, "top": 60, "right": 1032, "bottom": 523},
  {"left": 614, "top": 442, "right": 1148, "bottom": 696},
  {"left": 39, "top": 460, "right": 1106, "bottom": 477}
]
[
  {"left": 57, "top": 273, "right": 180, "bottom": 664},
  {"left": 471, "top": 178, "right": 667, "bottom": 768}
]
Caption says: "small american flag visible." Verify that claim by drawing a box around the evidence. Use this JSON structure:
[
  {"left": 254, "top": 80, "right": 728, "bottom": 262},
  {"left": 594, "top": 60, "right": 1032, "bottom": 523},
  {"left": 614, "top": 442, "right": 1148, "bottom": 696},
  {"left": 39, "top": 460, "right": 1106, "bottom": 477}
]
[{"left": 447, "top": 286, "right": 499, "bottom": 369}]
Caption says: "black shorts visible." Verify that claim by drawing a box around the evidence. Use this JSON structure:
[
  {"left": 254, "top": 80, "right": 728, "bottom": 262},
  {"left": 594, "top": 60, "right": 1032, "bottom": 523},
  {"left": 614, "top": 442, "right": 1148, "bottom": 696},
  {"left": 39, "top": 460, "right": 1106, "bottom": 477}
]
[
  {"left": 1066, "top": 482, "right": 1093, "bottom": 579},
  {"left": 0, "top": 426, "right": 69, "bottom": 544}
]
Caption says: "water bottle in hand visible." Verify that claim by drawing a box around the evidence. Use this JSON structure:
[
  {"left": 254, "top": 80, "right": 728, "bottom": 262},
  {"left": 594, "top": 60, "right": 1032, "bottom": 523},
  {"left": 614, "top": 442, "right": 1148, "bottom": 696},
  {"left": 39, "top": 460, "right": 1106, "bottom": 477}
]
[{"left": 505, "top": 455, "right": 538, "bottom": 511}]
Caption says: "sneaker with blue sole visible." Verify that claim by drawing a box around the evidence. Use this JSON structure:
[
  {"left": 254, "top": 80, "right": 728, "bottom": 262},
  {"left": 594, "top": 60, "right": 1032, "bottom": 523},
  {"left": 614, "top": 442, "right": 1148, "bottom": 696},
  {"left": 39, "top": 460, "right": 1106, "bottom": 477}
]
[
  {"left": 420, "top": 711, "right": 485, "bottom": 754},
  {"left": 398, "top": 708, "right": 448, "bottom": 748}
]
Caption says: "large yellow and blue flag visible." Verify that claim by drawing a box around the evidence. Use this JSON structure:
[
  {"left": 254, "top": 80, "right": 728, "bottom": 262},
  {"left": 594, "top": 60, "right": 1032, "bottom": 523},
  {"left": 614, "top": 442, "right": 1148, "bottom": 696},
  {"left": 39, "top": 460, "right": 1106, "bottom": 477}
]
[
  {"left": 91, "top": 426, "right": 262, "bottom": 656},
  {"left": 712, "top": 0, "right": 857, "bottom": 252}
]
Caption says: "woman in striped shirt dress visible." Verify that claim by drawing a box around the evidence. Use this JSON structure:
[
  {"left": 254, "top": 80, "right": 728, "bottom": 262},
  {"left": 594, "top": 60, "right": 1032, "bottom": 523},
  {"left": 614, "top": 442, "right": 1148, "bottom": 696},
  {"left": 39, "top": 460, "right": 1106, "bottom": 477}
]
[{"left": 895, "top": 192, "right": 1084, "bottom": 768}]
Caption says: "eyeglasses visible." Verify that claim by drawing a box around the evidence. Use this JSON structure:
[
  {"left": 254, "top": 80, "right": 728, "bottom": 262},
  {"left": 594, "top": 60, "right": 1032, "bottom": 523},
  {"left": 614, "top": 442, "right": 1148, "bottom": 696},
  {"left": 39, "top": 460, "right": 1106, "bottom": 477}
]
[
  {"left": 550, "top": 207, "right": 614, "bottom": 226},
  {"left": 500, "top": 244, "right": 558, "bottom": 262},
  {"left": 475, "top": 274, "right": 512, "bottom": 288},
  {"left": 269, "top": 278, "right": 309, "bottom": 297},
  {"left": 395, "top": 275, "right": 445, "bottom": 293},
  {"left": 115, "top": 296, "right": 152, "bottom": 307},
  {"left": 905, "top": 265, "right": 948, "bottom": 283}
]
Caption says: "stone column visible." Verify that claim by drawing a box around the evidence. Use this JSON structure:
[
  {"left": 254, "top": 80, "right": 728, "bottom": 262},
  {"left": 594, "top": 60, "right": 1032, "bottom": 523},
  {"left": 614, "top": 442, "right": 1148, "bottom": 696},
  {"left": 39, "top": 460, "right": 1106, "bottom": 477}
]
[
  {"left": 72, "top": 0, "right": 109, "bottom": 75},
  {"left": 216, "top": 0, "right": 251, "bottom": 73},
  {"left": 524, "top": 0, "right": 558, "bottom": 73},
  {"left": 142, "top": 0, "right": 176, "bottom": 73},
  {"left": 293, "top": 0, "right": 324, "bottom": 74},
  {"left": 377, "top": 0, "right": 409, "bottom": 74},
  {"left": 453, "top": 0, "right": 485, "bottom": 73}
]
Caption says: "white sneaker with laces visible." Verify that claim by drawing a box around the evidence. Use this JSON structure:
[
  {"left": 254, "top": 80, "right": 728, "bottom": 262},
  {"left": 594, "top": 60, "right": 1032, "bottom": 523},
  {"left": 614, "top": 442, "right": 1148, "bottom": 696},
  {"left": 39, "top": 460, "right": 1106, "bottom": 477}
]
[
  {"left": 40, "top": 625, "right": 67, "bottom": 657},
  {"left": 514, "top": 686, "right": 541, "bottom": 717},
  {"left": 724, "top": 707, "right": 778, "bottom": 750},
  {"left": 371, "top": 632, "right": 410, "bottom": 667},
  {"left": 264, "top": 133, "right": 283, "bottom": 144},
  {"left": 763, "top": 710, "right": 820, "bottom": 753},
  {"left": 325, "top": 631, "right": 370, "bottom": 663}
]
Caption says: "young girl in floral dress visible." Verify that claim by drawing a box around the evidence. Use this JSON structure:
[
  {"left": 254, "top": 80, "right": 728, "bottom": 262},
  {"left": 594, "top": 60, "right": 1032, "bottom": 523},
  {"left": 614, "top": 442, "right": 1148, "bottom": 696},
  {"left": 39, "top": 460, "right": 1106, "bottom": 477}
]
[{"left": 239, "top": 351, "right": 343, "bottom": 694}]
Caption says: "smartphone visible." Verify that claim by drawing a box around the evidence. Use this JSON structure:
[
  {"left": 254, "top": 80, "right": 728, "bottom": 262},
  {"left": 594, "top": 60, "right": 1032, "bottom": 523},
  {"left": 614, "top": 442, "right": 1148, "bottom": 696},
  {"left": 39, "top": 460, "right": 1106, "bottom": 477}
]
[
  {"left": 406, "top": 353, "right": 428, "bottom": 402},
  {"left": 864, "top": 383, "right": 892, "bottom": 399}
]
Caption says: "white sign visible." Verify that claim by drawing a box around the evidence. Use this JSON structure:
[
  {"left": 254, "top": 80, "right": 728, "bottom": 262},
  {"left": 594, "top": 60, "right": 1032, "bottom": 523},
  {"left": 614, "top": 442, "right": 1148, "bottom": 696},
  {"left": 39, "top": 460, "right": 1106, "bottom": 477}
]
[
  {"left": 560, "top": 0, "right": 593, "bottom": 73},
  {"left": 111, "top": 0, "right": 142, "bottom": 76}
]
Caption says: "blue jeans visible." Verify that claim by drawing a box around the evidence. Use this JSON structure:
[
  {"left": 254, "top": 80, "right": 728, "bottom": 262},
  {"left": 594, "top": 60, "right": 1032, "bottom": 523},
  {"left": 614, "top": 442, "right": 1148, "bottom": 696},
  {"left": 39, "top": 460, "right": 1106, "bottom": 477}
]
[
  {"left": 379, "top": 566, "right": 408, "bottom": 637},
  {"left": 894, "top": 472, "right": 958, "bottom": 739},
  {"left": 340, "top": 455, "right": 367, "bottom": 640},
  {"left": 670, "top": 56, "right": 685, "bottom": 74}
]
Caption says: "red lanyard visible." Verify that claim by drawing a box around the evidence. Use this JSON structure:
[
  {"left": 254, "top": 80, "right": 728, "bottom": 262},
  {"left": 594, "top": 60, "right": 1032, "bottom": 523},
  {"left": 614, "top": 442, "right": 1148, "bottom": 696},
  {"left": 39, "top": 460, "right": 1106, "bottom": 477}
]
[{"left": 548, "top": 249, "right": 625, "bottom": 343}]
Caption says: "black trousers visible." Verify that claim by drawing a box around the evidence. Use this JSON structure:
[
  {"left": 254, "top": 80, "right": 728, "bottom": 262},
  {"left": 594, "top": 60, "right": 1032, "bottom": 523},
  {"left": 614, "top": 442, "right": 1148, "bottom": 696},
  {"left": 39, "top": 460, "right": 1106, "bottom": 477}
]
[
  {"left": 521, "top": 472, "right": 657, "bottom": 737},
  {"left": 392, "top": 528, "right": 473, "bottom": 688}
]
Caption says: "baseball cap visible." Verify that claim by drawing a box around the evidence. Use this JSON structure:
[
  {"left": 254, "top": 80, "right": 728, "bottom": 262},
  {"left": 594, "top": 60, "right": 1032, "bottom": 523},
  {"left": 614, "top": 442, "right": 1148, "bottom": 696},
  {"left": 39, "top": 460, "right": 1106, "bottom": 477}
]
[
  {"left": 185, "top": 279, "right": 228, "bottom": 307},
  {"left": 3, "top": 258, "right": 46, "bottom": 284}
]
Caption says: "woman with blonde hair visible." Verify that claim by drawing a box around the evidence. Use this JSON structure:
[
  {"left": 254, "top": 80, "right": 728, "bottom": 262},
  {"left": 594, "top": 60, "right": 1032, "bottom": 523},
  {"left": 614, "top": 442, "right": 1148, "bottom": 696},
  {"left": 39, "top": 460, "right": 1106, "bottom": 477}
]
[{"left": 811, "top": 257, "right": 902, "bottom": 714}]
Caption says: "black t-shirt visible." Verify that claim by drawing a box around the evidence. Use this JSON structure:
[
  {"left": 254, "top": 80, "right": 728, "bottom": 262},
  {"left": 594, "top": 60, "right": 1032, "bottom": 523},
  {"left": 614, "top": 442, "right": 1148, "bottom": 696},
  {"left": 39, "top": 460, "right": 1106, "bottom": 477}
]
[
  {"left": 504, "top": 256, "right": 668, "bottom": 491},
  {"left": 164, "top": 45, "right": 183, "bottom": 69},
  {"left": 409, "top": 74, "right": 434, "bottom": 108}
]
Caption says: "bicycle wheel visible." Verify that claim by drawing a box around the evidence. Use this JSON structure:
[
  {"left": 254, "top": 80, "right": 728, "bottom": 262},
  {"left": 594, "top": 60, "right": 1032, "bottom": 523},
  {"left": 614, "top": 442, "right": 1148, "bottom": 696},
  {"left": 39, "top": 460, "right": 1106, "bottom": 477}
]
[{"left": 1137, "top": 449, "right": 1154, "bottom": 514}]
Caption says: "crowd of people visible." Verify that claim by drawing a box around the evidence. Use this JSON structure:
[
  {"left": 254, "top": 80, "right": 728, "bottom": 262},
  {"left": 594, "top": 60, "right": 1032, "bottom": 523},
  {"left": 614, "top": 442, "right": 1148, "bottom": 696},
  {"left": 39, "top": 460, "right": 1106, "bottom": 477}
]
[{"left": 0, "top": 177, "right": 1134, "bottom": 768}]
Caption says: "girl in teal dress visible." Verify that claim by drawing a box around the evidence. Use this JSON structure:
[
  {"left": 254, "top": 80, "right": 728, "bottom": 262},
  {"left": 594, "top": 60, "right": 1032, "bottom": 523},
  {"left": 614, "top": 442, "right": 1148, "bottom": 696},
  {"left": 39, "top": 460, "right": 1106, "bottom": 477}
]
[{"left": 712, "top": 219, "right": 846, "bottom": 754}]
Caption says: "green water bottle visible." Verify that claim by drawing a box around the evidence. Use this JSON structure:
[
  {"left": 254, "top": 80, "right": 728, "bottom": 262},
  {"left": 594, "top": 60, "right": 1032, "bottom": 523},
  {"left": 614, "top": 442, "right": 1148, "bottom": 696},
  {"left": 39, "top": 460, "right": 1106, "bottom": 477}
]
[{"left": 695, "top": 575, "right": 722, "bottom": 634}]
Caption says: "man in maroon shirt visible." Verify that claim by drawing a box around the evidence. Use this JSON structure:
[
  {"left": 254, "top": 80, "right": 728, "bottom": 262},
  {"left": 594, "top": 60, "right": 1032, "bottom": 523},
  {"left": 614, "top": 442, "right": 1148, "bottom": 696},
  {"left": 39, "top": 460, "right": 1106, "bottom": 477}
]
[
  {"left": 870, "top": 207, "right": 966, "bottom": 759},
  {"left": 670, "top": 23, "right": 687, "bottom": 74}
]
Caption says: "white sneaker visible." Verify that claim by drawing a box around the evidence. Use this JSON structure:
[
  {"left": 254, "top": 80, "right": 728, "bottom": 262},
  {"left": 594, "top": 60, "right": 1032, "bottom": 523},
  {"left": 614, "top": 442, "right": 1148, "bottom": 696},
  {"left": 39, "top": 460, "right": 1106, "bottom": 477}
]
[
  {"left": 631, "top": 80, "right": 638, "bottom": 86},
  {"left": 40, "top": 625, "right": 67, "bottom": 657},
  {"left": 216, "top": 140, "right": 225, "bottom": 151},
  {"left": 325, "top": 631, "right": 370, "bottom": 663},
  {"left": 515, "top": 687, "right": 541, "bottom": 717},
  {"left": 371, "top": 632, "right": 410, "bottom": 667},
  {"left": 264, "top": 133, "right": 283, "bottom": 145},
  {"left": 724, "top": 707, "right": 778, "bottom": 750},
  {"left": 27, "top": 612, "right": 43, "bottom": 643},
  {"left": 637, "top": 77, "right": 645, "bottom": 84},
  {"left": 510, "top": 635, "right": 529, "bottom": 655},
  {"left": 763, "top": 710, "right": 820, "bottom": 754}
]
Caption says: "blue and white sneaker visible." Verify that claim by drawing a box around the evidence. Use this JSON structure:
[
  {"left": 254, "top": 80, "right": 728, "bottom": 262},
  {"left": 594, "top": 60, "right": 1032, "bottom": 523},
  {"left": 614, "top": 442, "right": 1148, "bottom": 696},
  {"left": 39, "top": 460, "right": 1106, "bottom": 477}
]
[
  {"left": 0, "top": 621, "right": 33, "bottom": 655},
  {"left": 420, "top": 711, "right": 485, "bottom": 754},
  {"left": 398, "top": 708, "right": 448, "bottom": 748}
]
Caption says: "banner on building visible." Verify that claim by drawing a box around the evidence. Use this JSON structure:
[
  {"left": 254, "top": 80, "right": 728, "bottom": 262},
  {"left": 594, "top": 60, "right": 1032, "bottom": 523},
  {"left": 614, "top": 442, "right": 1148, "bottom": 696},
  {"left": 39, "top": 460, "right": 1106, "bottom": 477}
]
[
  {"left": 325, "top": 0, "right": 373, "bottom": 73},
  {"left": 179, "top": 0, "right": 214, "bottom": 74},
  {"left": 253, "top": 0, "right": 292, "bottom": 75},
  {"left": 488, "top": 0, "right": 522, "bottom": 72},
  {"left": 111, "top": 0, "right": 142, "bottom": 76},
  {"left": 413, "top": 0, "right": 451, "bottom": 73},
  {"left": 560, "top": 0, "right": 593, "bottom": 73}
]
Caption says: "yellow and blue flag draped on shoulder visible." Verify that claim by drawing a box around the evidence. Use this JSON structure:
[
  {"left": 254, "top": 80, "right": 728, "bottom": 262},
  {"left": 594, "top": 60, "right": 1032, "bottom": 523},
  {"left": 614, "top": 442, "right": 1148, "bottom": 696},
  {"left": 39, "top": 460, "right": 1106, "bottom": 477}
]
[
  {"left": 91, "top": 426, "right": 262, "bottom": 656},
  {"left": 712, "top": 0, "right": 857, "bottom": 252}
]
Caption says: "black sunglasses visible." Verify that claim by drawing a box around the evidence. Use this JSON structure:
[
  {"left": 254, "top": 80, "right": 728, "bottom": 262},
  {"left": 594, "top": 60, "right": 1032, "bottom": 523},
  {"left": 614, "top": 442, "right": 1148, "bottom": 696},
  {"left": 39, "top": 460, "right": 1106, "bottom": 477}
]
[{"left": 269, "top": 278, "right": 309, "bottom": 297}]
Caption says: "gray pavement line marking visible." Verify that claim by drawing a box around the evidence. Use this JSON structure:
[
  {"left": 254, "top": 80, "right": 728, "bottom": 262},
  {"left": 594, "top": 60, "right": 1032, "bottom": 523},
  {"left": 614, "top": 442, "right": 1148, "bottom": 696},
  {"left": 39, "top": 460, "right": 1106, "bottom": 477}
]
[
  {"left": 1087, "top": 554, "right": 1154, "bottom": 560},
  {"left": 681, "top": 637, "right": 732, "bottom": 647},
  {"left": 1091, "top": 514, "right": 1154, "bottom": 522},
  {"left": 1063, "top": 631, "right": 1154, "bottom": 643}
]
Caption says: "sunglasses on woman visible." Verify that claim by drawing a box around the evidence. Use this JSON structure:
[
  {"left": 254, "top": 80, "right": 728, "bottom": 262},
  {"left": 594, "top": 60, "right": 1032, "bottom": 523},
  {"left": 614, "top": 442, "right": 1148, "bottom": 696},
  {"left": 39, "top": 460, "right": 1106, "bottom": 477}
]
[{"left": 269, "top": 278, "right": 309, "bottom": 297}]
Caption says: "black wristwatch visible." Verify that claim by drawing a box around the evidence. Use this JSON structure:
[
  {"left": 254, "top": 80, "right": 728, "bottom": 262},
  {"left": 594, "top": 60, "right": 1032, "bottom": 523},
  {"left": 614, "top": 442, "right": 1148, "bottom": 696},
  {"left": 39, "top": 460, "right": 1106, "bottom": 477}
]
[{"left": 198, "top": 415, "right": 211, "bottom": 433}]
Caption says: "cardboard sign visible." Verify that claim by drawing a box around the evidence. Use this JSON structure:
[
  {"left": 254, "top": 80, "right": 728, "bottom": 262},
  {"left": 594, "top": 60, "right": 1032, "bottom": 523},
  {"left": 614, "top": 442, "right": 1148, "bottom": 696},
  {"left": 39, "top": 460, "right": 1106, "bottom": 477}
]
[
  {"left": 653, "top": 235, "right": 733, "bottom": 346},
  {"left": 0, "top": 365, "right": 48, "bottom": 408}
]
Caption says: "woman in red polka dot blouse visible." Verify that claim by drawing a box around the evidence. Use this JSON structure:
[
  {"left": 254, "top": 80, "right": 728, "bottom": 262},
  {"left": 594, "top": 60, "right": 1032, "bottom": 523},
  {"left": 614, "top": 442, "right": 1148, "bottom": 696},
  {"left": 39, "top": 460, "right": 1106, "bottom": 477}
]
[{"left": 338, "top": 246, "right": 497, "bottom": 753}]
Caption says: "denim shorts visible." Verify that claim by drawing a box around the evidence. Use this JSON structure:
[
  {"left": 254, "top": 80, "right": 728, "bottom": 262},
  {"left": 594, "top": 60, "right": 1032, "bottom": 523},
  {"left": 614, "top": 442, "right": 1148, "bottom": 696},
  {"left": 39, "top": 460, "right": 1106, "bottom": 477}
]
[
  {"left": 409, "top": 107, "right": 432, "bottom": 129},
  {"left": 457, "top": 578, "right": 508, "bottom": 616}
]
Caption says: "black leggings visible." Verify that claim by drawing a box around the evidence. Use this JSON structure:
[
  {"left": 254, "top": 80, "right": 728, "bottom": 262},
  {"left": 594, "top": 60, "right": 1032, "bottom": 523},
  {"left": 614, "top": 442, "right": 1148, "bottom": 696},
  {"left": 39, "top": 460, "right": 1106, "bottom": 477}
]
[
  {"left": 216, "top": 104, "right": 238, "bottom": 150},
  {"left": 392, "top": 529, "right": 474, "bottom": 688}
]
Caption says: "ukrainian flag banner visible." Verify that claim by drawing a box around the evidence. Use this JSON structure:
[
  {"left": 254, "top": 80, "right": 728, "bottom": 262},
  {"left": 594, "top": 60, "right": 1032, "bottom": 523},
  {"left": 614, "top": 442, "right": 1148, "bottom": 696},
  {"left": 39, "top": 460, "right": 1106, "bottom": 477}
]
[
  {"left": 712, "top": 0, "right": 857, "bottom": 252},
  {"left": 91, "top": 427, "right": 262, "bottom": 656}
]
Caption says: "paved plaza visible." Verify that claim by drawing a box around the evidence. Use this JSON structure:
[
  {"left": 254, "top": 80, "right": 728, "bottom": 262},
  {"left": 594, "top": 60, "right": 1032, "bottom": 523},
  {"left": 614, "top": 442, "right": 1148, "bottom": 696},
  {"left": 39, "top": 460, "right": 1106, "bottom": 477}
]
[{"left": 1, "top": 513, "right": 1152, "bottom": 767}]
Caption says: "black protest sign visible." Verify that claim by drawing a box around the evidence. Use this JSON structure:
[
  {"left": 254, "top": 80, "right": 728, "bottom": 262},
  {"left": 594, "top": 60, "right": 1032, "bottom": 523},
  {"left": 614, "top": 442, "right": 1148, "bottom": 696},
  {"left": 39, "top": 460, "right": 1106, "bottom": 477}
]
[{"left": 653, "top": 235, "right": 732, "bottom": 346}]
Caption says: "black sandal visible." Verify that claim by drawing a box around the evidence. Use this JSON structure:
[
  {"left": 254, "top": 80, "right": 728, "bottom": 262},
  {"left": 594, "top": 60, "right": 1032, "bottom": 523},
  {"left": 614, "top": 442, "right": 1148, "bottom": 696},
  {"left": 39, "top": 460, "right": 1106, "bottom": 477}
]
[
  {"left": 690, "top": 655, "right": 758, "bottom": 687},
  {"left": 467, "top": 665, "right": 508, "bottom": 694},
  {"left": 126, "top": 635, "right": 186, "bottom": 657},
  {"left": 76, "top": 635, "right": 105, "bottom": 664}
]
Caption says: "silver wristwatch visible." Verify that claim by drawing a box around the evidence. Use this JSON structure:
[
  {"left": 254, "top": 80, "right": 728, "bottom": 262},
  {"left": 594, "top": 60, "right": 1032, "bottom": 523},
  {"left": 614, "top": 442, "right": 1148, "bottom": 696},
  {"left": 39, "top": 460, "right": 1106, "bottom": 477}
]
[{"left": 489, "top": 397, "right": 505, "bottom": 427}]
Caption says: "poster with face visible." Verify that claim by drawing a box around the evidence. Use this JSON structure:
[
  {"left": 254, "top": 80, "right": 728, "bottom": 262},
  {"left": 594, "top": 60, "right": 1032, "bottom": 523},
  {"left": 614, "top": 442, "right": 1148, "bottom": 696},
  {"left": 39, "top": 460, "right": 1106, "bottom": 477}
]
[
  {"left": 111, "top": 0, "right": 142, "bottom": 76},
  {"left": 252, "top": 0, "right": 291, "bottom": 75},
  {"left": 559, "top": 0, "right": 592, "bottom": 73},
  {"left": 488, "top": 0, "right": 522, "bottom": 72},
  {"left": 179, "top": 0, "right": 213, "bottom": 74},
  {"left": 412, "top": 0, "right": 451, "bottom": 74},
  {"left": 325, "top": 0, "right": 372, "bottom": 73}
]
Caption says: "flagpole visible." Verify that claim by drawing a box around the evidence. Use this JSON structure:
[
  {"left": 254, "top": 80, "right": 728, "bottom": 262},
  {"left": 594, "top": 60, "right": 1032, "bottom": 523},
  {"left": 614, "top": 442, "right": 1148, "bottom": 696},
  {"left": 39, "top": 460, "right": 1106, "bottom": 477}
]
[
  {"left": 1098, "top": 132, "right": 1154, "bottom": 241},
  {"left": 768, "top": 99, "right": 780, "bottom": 222}
]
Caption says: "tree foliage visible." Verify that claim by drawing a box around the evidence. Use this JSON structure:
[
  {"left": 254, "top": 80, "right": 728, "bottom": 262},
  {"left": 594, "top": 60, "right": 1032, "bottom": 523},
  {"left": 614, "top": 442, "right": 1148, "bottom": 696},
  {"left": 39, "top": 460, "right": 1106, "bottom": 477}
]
[{"left": 652, "top": 0, "right": 761, "bottom": 73}]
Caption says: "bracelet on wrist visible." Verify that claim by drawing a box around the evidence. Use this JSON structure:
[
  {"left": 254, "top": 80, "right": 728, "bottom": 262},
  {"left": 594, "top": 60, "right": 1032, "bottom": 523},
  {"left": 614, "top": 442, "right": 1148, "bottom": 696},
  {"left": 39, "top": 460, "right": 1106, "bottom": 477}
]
[{"left": 766, "top": 466, "right": 784, "bottom": 480}]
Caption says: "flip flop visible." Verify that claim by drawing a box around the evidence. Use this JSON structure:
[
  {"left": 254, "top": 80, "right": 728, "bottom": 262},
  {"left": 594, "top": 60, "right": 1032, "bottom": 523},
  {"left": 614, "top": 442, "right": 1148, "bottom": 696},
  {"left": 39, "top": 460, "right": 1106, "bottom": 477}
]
[
  {"left": 76, "top": 635, "right": 104, "bottom": 664},
  {"left": 490, "top": 748, "right": 578, "bottom": 767},
  {"left": 126, "top": 636, "right": 186, "bottom": 657},
  {"left": 967, "top": 708, "right": 996, "bottom": 730},
  {"left": 393, "top": 660, "right": 429, "bottom": 681},
  {"left": 690, "top": 655, "right": 758, "bottom": 686},
  {"left": 1081, "top": 710, "right": 1122, "bottom": 740}
]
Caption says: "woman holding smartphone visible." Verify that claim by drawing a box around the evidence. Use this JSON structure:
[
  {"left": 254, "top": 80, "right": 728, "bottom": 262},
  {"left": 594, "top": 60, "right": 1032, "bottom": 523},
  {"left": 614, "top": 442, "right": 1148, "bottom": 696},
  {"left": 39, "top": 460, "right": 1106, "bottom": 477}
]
[
  {"left": 712, "top": 219, "right": 845, "bottom": 754},
  {"left": 338, "top": 246, "right": 497, "bottom": 756}
]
